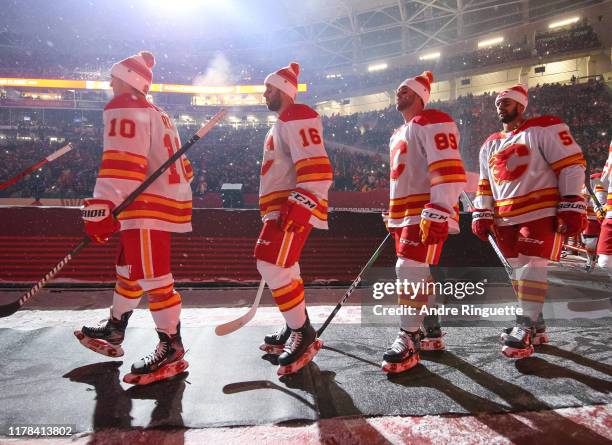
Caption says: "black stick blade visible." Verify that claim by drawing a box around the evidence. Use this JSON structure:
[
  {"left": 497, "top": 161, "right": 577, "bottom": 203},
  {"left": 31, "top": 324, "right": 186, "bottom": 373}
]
[{"left": 0, "top": 300, "right": 22, "bottom": 318}]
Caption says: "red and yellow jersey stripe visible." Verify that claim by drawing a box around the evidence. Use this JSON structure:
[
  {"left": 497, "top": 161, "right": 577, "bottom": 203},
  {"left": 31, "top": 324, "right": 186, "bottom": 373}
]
[
  {"left": 98, "top": 150, "right": 148, "bottom": 182},
  {"left": 295, "top": 156, "right": 333, "bottom": 184},
  {"left": 428, "top": 159, "right": 467, "bottom": 187},
  {"left": 259, "top": 189, "right": 291, "bottom": 217},
  {"left": 494, "top": 187, "right": 559, "bottom": 218},
  {"left": 550, "top": 153, "right": 585, "bottom": 175},
  {"left": 476, "top": 179, "right": 493, "bottom": 196},
  {"left": 118, "top": 192, "right": 192, "bottom": 224}
]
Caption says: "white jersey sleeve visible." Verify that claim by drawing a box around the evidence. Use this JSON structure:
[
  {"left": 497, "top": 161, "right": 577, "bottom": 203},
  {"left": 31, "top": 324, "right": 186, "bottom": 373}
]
[{"left": 536, "top": 117, "right": 585, "bottom": 197}]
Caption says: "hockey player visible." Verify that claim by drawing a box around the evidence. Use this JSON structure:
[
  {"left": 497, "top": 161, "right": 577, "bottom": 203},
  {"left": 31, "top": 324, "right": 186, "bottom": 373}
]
[
  {"left": 383, "top": 71, "right": 466, "bottom": 373},
  {"left": 256, "top": 63, "right": 332, "bottom": 375},
  {"left": 473, "top": 85, "right": 586, "bottom": 359},
  {"left": 74, "top": 51, "right": 192, "bottom": 385},
  {"left": 581, "top": 172, "right": 603, "bottom": 254},
  {"left": 596, "top": 142, "right": 612, "bottom": 276}
]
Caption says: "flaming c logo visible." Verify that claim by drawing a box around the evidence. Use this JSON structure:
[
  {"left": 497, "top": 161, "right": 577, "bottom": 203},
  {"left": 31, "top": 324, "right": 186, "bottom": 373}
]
[
  {"left": 390, "top": 140, "right": 408, "bottom": 180},
  {"left": 489, "top": 144, "right": 530, "bottom": 184}
]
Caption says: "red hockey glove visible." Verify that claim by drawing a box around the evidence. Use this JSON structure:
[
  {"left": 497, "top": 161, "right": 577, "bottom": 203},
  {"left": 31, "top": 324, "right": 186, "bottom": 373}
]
[
  {"left": 279, "top": 189, "right": 317, "bottom": 233},
  {"left": 471, "top": 208, "right": 494, "bottom": 242},
  {"left": 82, "top": 198, "right": 120, "bottom": 244},
  {"left": 419, "top": 204, "right": 450, "bottom": 245},
  {"left": 556, "top": 196, "right": 587, "bottom": 237}
]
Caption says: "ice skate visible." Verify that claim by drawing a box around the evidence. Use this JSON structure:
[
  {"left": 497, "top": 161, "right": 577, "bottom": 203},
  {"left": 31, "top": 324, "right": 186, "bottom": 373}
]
[
  {"left": 277, "top": 318, "right": 322, "bottom": 376},
  {"left": 382, "top": 329, "right": 421, "bottom": 374},
  {"left": 74, "top": 310, "right": 132, "bottom": 357},
  {"left": 260, "top": 323, "right": 291, "bottom": 355},
  {"left": 123, "top": 324, "right": 188, "bottom": 385},
  {"left": 421, "top": 312, "right": 446, "bottom": 351},
  {"left": 501, "top": 316, "right": 535, "bottom": 359},
  {"left": 501, "top": 313, "right": 549, "bottom": 346}
]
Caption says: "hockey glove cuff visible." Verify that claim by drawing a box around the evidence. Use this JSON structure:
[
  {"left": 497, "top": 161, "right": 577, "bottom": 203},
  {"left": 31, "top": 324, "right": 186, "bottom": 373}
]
[
  {"left": 279, "top": 188, "right": 317, "bottom": 233},
  {"left": 471, "top": 208, "right": 494, "bottom": 242},
  {"left": 82, "top": 198, "right": 120, "bottom": 244},
  {"left": 556, "top": 196, "right": 587, "bottom": 237},
  {"left": 419, "top": 204, "right": 450, "bottom": 245}
]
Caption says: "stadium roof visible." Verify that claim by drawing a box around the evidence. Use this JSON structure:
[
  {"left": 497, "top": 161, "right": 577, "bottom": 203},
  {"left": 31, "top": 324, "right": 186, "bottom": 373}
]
[{"left": 0, "top": 0, "right": 607, "bottom": 69}]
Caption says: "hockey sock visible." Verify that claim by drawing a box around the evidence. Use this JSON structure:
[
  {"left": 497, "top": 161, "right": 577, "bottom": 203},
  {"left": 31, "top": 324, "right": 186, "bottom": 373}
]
[
  {"left": 515, "top": 254, "right": 547, "bottom": 324},
  {"left": 111, "top": 272, "right": 144, "bottom": 320},
  {"left": 257, "top": 260, "right": 306, "bottom": 329},
  {"left": 142, "top": 273, "right": 181, "bottom": 335},
  {"left": 396, "top": 257, "right": 431, "bottom": 332}
]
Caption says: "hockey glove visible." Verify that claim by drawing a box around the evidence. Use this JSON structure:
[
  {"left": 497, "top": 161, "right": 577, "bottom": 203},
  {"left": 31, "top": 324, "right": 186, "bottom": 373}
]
[
  {"left": 556, "top": 196, "right": 587, "bottom": 237},
  {"left": 82, "top": 198, "right": 120, "bottom": 244},
  {"left": 419, "top": 204, "right": 450, "bottom": 245},
  {"left": 471, "top": 208, "right": 494, "bottom": 242},
  {"left": 279, "top": 188, "right": 317, "bottom": 233}
]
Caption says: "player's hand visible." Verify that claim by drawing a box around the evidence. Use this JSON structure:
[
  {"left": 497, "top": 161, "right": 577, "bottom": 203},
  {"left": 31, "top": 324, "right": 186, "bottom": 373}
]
[
  {"left": 419, "top": 204, "right": 450, "bottom": 245},
  {"left": 82, "top": 198, "right": 120, "bottom": 244},
  {"left": 279, "top": 189, "right": 316, "bottom": 233},
  {"left": 471, "top": 208, "right": 494, "bottom": 242},
  {"left": 556, "top": 196, "right": 587, "bottom": 237},
  {"left": 382, "top": 212, "right": 391, "bottom": 232}
]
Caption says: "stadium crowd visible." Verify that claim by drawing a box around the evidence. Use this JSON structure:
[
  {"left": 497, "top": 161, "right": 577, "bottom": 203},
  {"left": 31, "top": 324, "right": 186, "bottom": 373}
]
[{"left": 0, "top": 79, "right": 609, "bottom": 200}]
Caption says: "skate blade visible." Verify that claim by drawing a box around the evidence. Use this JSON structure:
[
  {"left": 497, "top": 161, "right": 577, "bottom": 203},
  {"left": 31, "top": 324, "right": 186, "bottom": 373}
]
[
  {"left": 501, "top": 345, "right": 534, "bottom": 359},
  {"left": 420, "top": 338, "right": 445, "bottom": 351},
  {"left": 259, "top": 343, "right": 285, "bottom": 355},
  {"left": 74, "top": 331, "right": 124, "bottom": 358},
  {"left": 382, "top": 354, "right": 420, "bottom": 374},
  {"left": 123, "top": 359, "right": 189, "bottom": 385},
  {"left": 277, "top": 339, "right": 323, "bottom": 376}
]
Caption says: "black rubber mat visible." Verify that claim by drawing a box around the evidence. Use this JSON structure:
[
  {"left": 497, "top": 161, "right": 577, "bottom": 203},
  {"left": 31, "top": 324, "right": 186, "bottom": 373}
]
[{"left": 0, "top": 323, "right": 610, "bottom": 433}]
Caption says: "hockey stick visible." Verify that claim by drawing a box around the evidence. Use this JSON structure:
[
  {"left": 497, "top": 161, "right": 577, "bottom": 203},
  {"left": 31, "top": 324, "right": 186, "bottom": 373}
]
[
  {"left": 0, "top": 109, "right": 227, "bottom": 318},
  {"left": 460, "top": 191, "right": 514, "bottom": 277},
  {"left": 0, "top": 143, "right": 74, "bottom": 191},
  {"left": 214, "top": 278, "right": 265, "bottom": 336},
  {"left": 317, "top": 233, "right": 391, "bottom": 337}
]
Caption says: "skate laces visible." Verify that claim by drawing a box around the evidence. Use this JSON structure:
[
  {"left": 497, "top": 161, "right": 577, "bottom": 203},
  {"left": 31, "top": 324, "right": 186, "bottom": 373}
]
[
  {"left": 284, "top": 330, "right": 303, "bottom": 353},
  {"left": 511, "top": 326, "right": 530, "bottom": 340},
  {"left": 391, "top": 331, "right": 412, "bottom": 353},
  {"left": 142, "top": 341, "right": 168, "bottom": 366}
]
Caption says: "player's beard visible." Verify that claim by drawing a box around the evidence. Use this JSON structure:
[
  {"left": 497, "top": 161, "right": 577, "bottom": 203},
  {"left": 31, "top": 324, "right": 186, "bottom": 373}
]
[
  {"left": 499, "top": 106, "right": 519, "bottom": 123},
  {"left": 266, "top": 92, "right": 282, "bottom": 112}
]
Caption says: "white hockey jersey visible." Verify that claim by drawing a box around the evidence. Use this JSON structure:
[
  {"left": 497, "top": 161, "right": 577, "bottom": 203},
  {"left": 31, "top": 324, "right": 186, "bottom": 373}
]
[
  {"left": 387, "top": 109, "right": 466, "bottom": 231},
  {"left": 596, "top": 142, "right": 612, "bottom": 218},
  {"left": 259, "top": 103, "right": 333, "bottom": 230},
  {"left": 474, "top": 116, "right": 585, "bottom": 226},
  {"left": 93, "top": 93, "right": 193, "bottom": 233}
]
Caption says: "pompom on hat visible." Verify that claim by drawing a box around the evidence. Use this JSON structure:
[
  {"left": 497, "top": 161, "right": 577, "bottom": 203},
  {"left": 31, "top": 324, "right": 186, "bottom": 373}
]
[{"left": 111, "top": 51, "right": 156, "bottom": 95}]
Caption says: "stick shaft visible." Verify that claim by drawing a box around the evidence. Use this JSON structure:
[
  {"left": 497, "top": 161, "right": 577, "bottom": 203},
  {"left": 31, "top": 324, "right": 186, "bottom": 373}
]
[
  {"left": 317, "top": 233, "right": 390, "bottom": 337},
  {"left": 0, "top": 143, "right": 73, "bottom": 191},
  {"left": 461, "top": 191, "right": 514, "bottom": 277}
]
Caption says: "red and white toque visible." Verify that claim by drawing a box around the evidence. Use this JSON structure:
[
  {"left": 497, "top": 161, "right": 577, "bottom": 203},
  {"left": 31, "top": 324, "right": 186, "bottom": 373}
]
[
  {"left": 496, "top": 84, "right": 528, "bottom": 110},
  {"left": 399, "top": 71, "right": 434, "bottom": 106},
  {"left": 111, "top": 51, "right": 156, "bottom": 95},
  {"left": 264, "top": 62, "right": 300, "bottom": 99}
]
